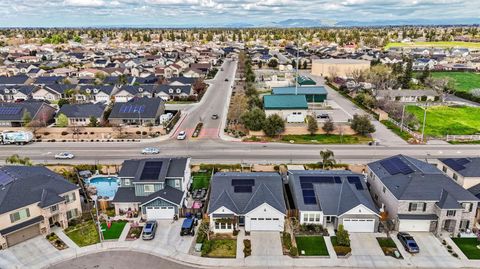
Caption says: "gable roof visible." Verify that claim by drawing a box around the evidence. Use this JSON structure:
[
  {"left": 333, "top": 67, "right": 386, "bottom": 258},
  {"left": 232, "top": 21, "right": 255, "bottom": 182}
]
[
  {"left": 79, "top": 85, "right": 115, "bottom": 95},
  {"left": 368, "top": 155, "right": 479, "bottom": 205},
  {"left": 263, "top": 95, "right": 308, "bottom": 110},
  {"left": 118, "top": 157, "right": 188, "bottom": 182},
  {"left": 109, "top": 97, "right": 163, "bottom": 119},
  {"left": 208, "top": 172, "right": 286, "bottom": 215},
  {"left": 0, "top": 101, "right": 51, "bottom": 121},
  {"left": 0, "top": 166, "right": 78, "bottom": 214},
  {"left": 0, "top": 75, "right": 29, "bottom": 85},
  {"left": 438, "top": 157, "right": 480, "bottom": 177},
  {"left": 57, "top": 103, "right": 105, "bottom": 118}
]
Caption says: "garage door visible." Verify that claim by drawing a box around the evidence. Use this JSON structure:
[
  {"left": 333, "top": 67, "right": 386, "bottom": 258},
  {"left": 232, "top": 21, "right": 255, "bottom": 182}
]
[
  {"left": 6, "top": 224, "right": 41, "bottom": 247},
  {"left": 145, "top": 206, "right": 175, "bottom": 219},
  {"left": 250, "top": 217, "right": 282, "bottom": 231},
  {"left": 342, "top": 218, "right": 375, "bottom": 233},
  {"left": 398, "top": 219, "right": 431, "bottom": 232}
]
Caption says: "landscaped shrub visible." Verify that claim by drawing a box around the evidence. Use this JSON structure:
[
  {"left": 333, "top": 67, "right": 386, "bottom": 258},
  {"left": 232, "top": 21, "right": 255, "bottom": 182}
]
[
  {"left": 142, "top": 131, "right": 147, "bottom": 135},
  {"left": 335, "top": 224, "right": 350, "bottom": 247},
  {"left": 243, "top": 239, "right": 252, "bottom": 257},
  {"left": 282, "top": 232, "right": 292, "bottom": 250},
  {"left": 233, "top": 229, "right": 239, "bottom": 236},
  {"left": 289, "top": 246, "right": 298, "bottom": 256},
  {"left": 43, "top": 132, "right": 50, "bottom": 135},
  {"left": 61, "top": 131, "right": 69, "bottom": 136},
  {"left": 201, "top": 240, "right": 212, "bottom": 257},
  {"left": 196, "top": 232, "right": 206, "bottom": 244},
  {"left": 135, "top": 131, "right": 141, "bottom": 135},
  {"left": 333, "top": 246, "right": 352, "bottom": 256}
]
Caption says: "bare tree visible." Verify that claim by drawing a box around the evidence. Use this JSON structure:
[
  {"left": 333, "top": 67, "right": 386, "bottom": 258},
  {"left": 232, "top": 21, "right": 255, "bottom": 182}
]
[{"left": 68, "top": 125, "right": 85, "bottom": 140}]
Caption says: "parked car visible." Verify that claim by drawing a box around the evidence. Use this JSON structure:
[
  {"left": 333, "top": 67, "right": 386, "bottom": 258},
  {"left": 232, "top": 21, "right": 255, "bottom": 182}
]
[
  {"left": 180, "top": 218, "right": 196, "bottom": 236},
  {"left": 54, "top": 152, "right": 75, "bottom": 159},
  {"left": 224, "top": 78, "right": 229, "bottom": 82},
  {"left": 177, "top": 131, "right": 187, "bottom": 140},
  {"left": 397, "top": 232, "right": 420, "bottom": 253},
  {"left": 141, "top": 147, "right": 160, "bottom": 154},
  {"left": 211, "top": 114, "right": 219, "bottom": 120},
  {"left": 316, "top": 113, "right": 330, "bottom": 119},
  {"left": 142, "top": 220, "right": 158, "bottom": 240}
]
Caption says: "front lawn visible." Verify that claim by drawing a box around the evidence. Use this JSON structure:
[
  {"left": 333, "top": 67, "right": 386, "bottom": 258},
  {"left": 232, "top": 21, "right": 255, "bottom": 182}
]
[
  {"left": 377, "top": 237, "right": 402, "bottom": 258},
  {"left": 101, "top": 221, "right": 127, "bottom": 240},
  {"left": 64, "top": 220, "right": 100, "bottom": 247},
  {"left": 281, "top": 134, "right": 372, "bottom": 144},
  {"left": 451, "top": 238, "right": 480, "bottom": 259},
  {"left": 202, "top": 239, "right": 237, "bottom": 258},
  {"left": 295, "top": 236, "right": 329, "bottom": 256},
  {"left": 191, "top": 169, "right": 212, "bottom": 190},
  {"left": 431, "top": 72, "right": 480, "bottom": 93},
  {"left": 406, "top": 105, "right": 480, "bottom": 137}
]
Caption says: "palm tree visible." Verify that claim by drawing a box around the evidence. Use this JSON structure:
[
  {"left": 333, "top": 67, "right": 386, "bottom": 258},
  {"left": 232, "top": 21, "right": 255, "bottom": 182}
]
[{"left": 320, "top": 149, "right": 336, "bottom": 170}]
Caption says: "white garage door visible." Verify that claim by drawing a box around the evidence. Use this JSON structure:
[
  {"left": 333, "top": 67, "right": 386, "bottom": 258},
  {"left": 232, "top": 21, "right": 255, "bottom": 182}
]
[
  {"left": 342, "top": 218, "right": 375, "bottom": 233},
  {"left": 145, "top": 206, "right": 175, "bottom": 219},
  {"left": 250, "top": 217, "right": 282, "bottom": 231},
  {"left": 398, "top": 219, "right": 431, "bottom": 232}
]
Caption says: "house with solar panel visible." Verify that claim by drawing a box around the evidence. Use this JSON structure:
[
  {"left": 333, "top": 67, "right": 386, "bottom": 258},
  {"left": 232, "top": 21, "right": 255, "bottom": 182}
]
[
  {"left": 367, "top": 155, "right": 479, "bottom": 235},
  {"left": 111, "top": 157, "right": 191, "bottom": 220},
  {"left": 0, "top": 85, "right": 35, "bottom": 102},
  {"left": 0, "top": 101, "right": 56, "bottom": 127},
  {"left": 0, "top": 166, "right": 81, "bottom": 249},
  {"left": 207, "top": 172, "right": 286, "bottom": 233},
  {"left": 435, "top": 158, "right": 480, "bottom": 189},
  {"left": 288, "top": 170, "right": 379, "bottom": 233},
  {"left": 108, "top": 97, "right": 165, "bottom": 126}
]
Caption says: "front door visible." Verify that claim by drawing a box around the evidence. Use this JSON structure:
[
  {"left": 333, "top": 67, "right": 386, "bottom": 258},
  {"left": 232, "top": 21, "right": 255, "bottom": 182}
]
[{"left": 239, "top": 216, "right": 245, "bottom": 226}]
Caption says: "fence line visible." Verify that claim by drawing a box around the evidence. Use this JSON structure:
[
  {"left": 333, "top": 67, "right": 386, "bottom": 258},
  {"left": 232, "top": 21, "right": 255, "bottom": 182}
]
[{"left": 387, "top": 117, "right": 422, "bottom": 140}]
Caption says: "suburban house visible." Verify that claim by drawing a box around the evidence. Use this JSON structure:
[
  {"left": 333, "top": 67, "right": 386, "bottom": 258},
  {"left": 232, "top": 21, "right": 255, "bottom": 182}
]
[
  {"left": 112, "top": 85, "right": 156, "bottom": 103},
  {"left": 0, "top": 101, "right": 56, "bottom": 127},
  {"left": 32, "top": 84, "right": 76, "bottom": 102},
  {"left": 108, "top": 97, "right": 165, "bottom": 126},
  {"left": 207, "top": 172, "right": 286, "bottom": 233},
  {"left": 0, "top": 85, "right": 35, "bottom": 102},
  {"left": 0, "top": 75, "right": 31, "bottom": 85},
  {"left": 272, "top": 86, "right": 328, "bottom": 103},
  {"left": 435, "top": 158, "right": 480, "bottom": 189},
  {"left": 288, "top": 170, "right": 380, "bottom": 232},
  {"left": 156, "top": 85, "right": 192, "bottom": 100},
  {"left": 111, "top": 158, "right": 191, "bottom": 219},
  {"left": 375, "top": 89, "right": 439, "bottom": 102},
  {"left": 0, "top": 166, "right": 81, "bottom": 249},
  {"left": 263, "top": 94, "right": 308, "bottom": 122},
  {"left": 367, "top": 155, "right": 479, "bottom": 235},
  {"left": 56, "top": 103, "right": 105, "bottom": 126},
  {"left": 79, "top": 85, "right": 116, "bottom": 103}
]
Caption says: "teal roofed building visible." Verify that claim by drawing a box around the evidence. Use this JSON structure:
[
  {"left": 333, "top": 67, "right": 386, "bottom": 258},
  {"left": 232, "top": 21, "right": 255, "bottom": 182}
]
[
  {"left": 263, "top": 95, "right": 308, "bottom": 123},
  {"left": 296, "top": 75, "right": 316, "bottom": 86},
  {"left": 272, "top": 86, "right": 327, "bottom": 103}
]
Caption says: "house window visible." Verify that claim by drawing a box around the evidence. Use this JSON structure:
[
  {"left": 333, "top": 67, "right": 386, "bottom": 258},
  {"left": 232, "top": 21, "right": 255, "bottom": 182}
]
[
  {"left": 446, "top": 210, "right": 456, "bottom": 217},
  {"left": 453, "top": 173, "right": 458, "bottom": 181},
  {"left": 315, "top": 213, "right": 320, "bottom": 222},
  {"left": 462, "top": 203, "right": 473, "bottom": 212},
  {"left": 460, "top": 220, "right": 470, "bottom": 230},
  {"left": 303, "top": 213, "right": 308, "bottom": 222},
  {"left": 10, "top": 208, "right": 30, "bottom": 223},
  {"left": 67, "top": 209, "right": 78, "bottom": 220},
  {"left": 124, "top": 179, "right": 131, "bottom": 186},
  {"left": 382, "top": 186, "right": 386, "bottom": 193},
  {"left": 409, "top": 202, "right": 426, "bottom": 212},
  {"left": 50, "top": 205, "right": 58, "bottom": 213},
  {"left": 442, "top": 166, "right": 447, "bottom": 173},
  {"left": 309, "top": 214, "right": 314, "bottom": 222},
  {"left": 174, "top": 180, "right": 181, "bottom": 188},
  {"left": 64, "top": 192, "right": 76, "bottom": 203},
  {"left": 374, "top": 194, "right": 378, "bottom": 201},
  {"left": 215, "top": 222, "right": 220, "bottom": 229},
  {"left": 144, "top": 184, "right": 155, "bottom": 193},
  {"left": 221, "top": 223, "right": 226, "bottom": 229}
]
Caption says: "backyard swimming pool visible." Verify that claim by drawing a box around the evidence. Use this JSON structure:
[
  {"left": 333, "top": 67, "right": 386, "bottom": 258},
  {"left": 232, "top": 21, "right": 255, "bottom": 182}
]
[{"left": 87, "top": 176, "right": 119, "bottom": 199}]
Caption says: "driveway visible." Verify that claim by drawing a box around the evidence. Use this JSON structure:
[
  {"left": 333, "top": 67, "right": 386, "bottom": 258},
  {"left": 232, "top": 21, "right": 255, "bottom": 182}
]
[
  {"left": 153, "top": 219, "right": 196, "bottom": 254},
  {"left": 0, "top": 236, "right": 63, "bottom": 269},
  {"left": 249, "top": 232, "right": 283, "bottom": 256},
  {"left": 393, "top": 232, "right": 459, "bottom": 268},
  {"left": 350, "top": 233, "right": 384, "bottom": 256}
]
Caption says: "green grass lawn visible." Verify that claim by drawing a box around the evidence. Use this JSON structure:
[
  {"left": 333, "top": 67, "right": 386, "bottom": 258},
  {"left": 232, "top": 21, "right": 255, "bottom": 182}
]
[
  {"left": 406, "top": 105, "right": 480, "bottom": 137},
  {"left": 64, "top": 220, "right": 100, "bottom": 247},
  {"left": 381, "top": 120, "right": 413, "bottom": 141},
  {"left": 430, "top": 72, "right": 480, "bottom": 93},
  {"left": 377, "top": 237, "right": 397, "bottom": 248},
  {"left": 101, "top": 221, "right": 127, "bottom": 240},
  {"left": 295, "top": 236, "right": 329, "bottom": 256},
  {"left": 451, "top": 238, "right": 480, "bottom": 259},
  {"left": 205, "top": 239, "right": 237, "bottom": 258},
  {"left": 385, "top": 41, "right": 480, "bottom": 49},
  {"left": 191, "top": 169, "right": 212, "bottom": 190},
  {"left": 281, "top": 134, "right": 372, "bottom": 144}
]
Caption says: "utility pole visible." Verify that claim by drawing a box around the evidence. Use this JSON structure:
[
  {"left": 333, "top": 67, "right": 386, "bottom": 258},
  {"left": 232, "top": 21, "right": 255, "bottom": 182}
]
[
  {"left": 400, "top": 104, "right": 405, "bottom": 132},
  {"left": 421, "top": 104, "right": 427, "bottom": 143}
]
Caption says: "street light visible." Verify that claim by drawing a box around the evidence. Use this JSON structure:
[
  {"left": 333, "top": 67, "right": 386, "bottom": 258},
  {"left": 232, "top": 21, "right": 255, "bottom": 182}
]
[
  {"left": 421, "top": 103, "right": 428, "bottom": 143},
  {"left": 91, "top": 195, "right": 103, "bottom": 246},
  {"left": 138, "top": 110, "right": 142, "bottom": 139}
]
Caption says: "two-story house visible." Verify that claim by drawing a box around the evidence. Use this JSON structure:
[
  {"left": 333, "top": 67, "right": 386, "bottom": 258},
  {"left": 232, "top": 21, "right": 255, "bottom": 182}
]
[
  {"left": 367, "top": 155, "right": 479, "bottom": 235},
  {"left": 0, "top": 166, "right": 81, "bottom": 249},
  {"left": 288, "top": 170, "right": 379, "bottom": 232},
  {"left": 111, "top": 157, "right": 191, "bottom": 220},
  {"left": 435, "top": 158, "right": 480, "bottom": 189}
]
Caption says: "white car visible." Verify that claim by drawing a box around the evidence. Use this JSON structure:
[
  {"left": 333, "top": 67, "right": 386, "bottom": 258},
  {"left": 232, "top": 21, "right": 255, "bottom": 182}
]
[
  {"left": 177, "top": 131, "right": 187, "bottom": 140},
  {"left": 141, "top": 147, "right": 160, "bottom": 154},
  {"left": 54, "top": 152, "right": 75, "bottom": 159}
]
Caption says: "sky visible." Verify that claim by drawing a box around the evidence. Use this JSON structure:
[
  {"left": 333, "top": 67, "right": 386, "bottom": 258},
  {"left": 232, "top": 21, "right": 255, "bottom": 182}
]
[{"left": 0, "top": 0, "right": 479, "bottom": 27}]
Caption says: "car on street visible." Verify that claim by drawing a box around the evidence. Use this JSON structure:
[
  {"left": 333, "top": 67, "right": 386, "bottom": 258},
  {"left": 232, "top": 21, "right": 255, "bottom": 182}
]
[
  {"left": 224, "top": 78, "right": 229, "bottom": 82},
  {"left": 177, "top": 131, "right": 187, "bottom": 140},
  {"left": 54, "top": 152, "right": 75, "bottom": 159},
  {"left": 142, "top": 220, "right": 157, "bottom": 240},
  {"left": 211, "top": 114, "right": 219, "bottom": 120},
  {"left": 180, "top": 218, "right": 196, "bottom": 236},
  {"left": 141, "top": 147, "right": 160, "bottom": 154},
  {"left": 397, "top": 232, "right": 420, "bottom": 253}
]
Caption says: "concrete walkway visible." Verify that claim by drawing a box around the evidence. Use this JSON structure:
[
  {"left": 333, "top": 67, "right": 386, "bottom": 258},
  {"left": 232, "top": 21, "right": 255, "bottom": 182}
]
[
  {"left": 118, "top": 222, "right": 131, "bottom": 242},
  {"left": 52, "top": 227, "right": 80, "bottom": 249},
  {"left": 324, "top": 236, "right": 337, "bottom": 259}
]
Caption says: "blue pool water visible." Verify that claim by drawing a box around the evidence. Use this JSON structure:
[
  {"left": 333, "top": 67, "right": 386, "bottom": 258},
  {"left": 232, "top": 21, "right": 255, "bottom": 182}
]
[{"left": 87, "top": 176, "right": 119, "bottom": 199}]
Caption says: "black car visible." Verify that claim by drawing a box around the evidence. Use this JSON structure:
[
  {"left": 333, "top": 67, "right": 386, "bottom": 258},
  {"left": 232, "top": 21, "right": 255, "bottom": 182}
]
[
  {"left": 180, "top": 218, "right": 196, "bottom": 236},
  {"left": 397, "top": 232, "right": 420, "bottom": 253},
  {"left": 211, "top": 114, "right": 219, "bottom": 120},
  {"left": 224, "top": 78, "right": 229, "bottom": 82}
]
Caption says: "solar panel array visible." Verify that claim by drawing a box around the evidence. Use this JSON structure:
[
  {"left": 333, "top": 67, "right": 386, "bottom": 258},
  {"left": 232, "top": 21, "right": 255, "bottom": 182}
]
[
  {"left": 380, "top": 157, "right": 414, "bottom": 175},
  {"left": 299, "top": 176, "right": 339, "bottom": 205},
  {"left": 0, "top": 107, "right": 22, "bottom": 115},
  {"left": 0, "top": 170, "right": 14, "bottom": 186},
  {"left": 347, "top": 176, "right": 364, "bottom": 190},
  {"left": 119, "top": 104, "right": 145, "bottom": 114},
  {"left": 232, "top": 179, "right": 255, "bottom": 193},
  {"left": 442, "top": 158, "right": 468, "bottom": 172},
  {"left": 140, "top": 161, "right": 162, "bottom": 181}
]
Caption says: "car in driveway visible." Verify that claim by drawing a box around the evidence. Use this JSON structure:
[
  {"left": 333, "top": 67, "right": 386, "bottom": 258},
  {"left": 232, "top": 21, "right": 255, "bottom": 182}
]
[
  {"left": 397, "top": 232, "right": 420, "bottom": 253},
  {"left": 180, "top": 218, "right": 196, "bottom": 236},
  {"left": 142, "top": 220, "right": 158, "bottom": 240},
  {"left": 211, "top": 114, "right": 219, "bottom": 120},
  {"left": 54, "top": 152, "right": 74, "bottom": 159},
  {"left": 177, "top": 131, "right": 187, "bottom": 140},
  {"left": 141, "top": 147, "right": 160, "bottom": 154}
]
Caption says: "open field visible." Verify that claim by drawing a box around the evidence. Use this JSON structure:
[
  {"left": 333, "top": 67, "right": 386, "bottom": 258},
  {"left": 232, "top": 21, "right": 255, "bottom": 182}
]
[
  {"left": 430, "top": 72, "right": 480, "bottom": 93},
  {"left": 406, "top": 105, "right": 480, "bottom": 137},
  {"left": 385, "top": 41, "right": 480, "bottom": 49}
]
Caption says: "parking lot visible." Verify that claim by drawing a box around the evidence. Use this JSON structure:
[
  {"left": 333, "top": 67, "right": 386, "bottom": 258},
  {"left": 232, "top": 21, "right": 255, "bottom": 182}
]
[{"left": 311, "top": 100, "right": 352, "bottom": 123}]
